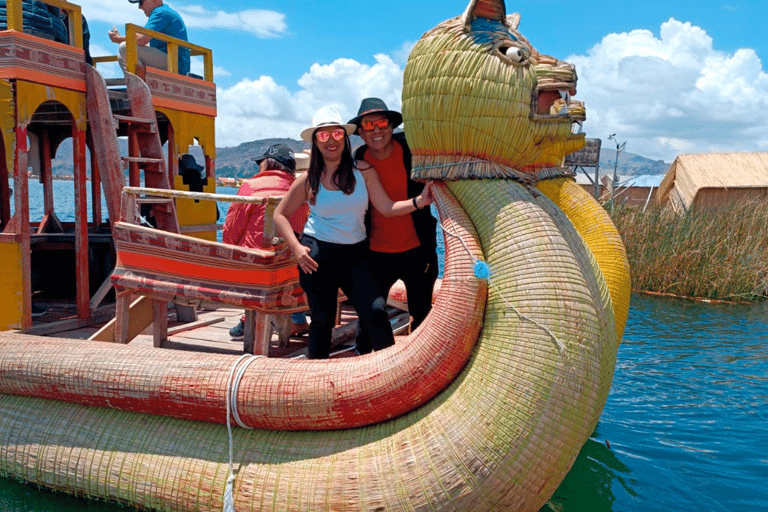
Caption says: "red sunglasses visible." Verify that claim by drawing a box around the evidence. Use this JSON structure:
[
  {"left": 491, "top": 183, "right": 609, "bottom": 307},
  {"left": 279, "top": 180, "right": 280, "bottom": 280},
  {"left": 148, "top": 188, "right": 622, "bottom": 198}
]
[
  {"left": 360, "top": 118, "right": 390, "bottom": 131},
  {"left": 315, "top": 128, "right": 346, "bottom": 143}
]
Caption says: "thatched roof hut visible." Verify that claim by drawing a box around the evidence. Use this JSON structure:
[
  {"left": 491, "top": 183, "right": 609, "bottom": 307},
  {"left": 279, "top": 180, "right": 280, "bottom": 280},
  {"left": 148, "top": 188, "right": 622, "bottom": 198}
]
[{"left": 657, "top": 152, "right": 768, "bottom": 213}]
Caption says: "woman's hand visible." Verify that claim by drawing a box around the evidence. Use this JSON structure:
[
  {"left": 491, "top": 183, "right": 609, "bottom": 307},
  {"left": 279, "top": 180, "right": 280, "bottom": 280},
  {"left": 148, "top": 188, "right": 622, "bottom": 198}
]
[{"left": 293, "top": 244, "right": 318, "bottom": 274}]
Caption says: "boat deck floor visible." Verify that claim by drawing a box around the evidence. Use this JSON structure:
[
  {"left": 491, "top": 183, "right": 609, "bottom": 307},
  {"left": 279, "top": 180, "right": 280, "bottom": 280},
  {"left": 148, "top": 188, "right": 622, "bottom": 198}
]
[{"left": 23, "top": 299, "right": 411, "bottom": 359}]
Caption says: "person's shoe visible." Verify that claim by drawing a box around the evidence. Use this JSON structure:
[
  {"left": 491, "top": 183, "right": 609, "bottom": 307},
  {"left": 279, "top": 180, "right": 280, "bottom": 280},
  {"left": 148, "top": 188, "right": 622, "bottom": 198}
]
[
  {"left": 290, "top": 321, "right": 309, "bottom": 336},
  {"left": 31, "top": 304, "right": 47, "bottom": 318},
  {"left": 229, "top": 319, "right": 245, "bottom": 340}
]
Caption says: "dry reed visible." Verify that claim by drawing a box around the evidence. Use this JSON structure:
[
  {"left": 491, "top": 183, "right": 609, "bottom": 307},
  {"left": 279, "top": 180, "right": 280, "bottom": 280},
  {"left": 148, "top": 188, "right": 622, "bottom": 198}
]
[{"left": 610, "top": 201, "right": 768, "bottom": 301}]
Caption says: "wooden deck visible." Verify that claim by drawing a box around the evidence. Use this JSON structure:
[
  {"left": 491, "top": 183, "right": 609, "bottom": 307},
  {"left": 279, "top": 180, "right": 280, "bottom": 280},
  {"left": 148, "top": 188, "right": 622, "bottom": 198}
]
[{"left": 23, "top": 299, "right": 411, "bottom": 359}]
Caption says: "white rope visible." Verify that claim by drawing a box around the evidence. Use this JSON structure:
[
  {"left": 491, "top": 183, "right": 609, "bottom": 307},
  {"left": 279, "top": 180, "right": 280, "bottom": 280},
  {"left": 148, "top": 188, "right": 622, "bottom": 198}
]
[{"left": 223, "top": 353, "right": 264, "bottom": 512}]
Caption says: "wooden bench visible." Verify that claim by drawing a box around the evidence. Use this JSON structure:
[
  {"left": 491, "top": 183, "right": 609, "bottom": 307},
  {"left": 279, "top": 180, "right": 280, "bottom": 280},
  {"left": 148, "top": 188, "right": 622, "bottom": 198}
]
[{"left": 93, "top": 187, "right": 308, "bottom": 355}]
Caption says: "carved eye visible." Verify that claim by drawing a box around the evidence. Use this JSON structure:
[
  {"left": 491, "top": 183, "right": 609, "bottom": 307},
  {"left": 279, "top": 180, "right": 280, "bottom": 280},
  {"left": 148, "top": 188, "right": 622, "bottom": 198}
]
[
  {"left": 494, "top": 40, "right": 529, "bottom": 66},
  {"left": 504, "top": 46, "right": 524, "bottom": 62}
]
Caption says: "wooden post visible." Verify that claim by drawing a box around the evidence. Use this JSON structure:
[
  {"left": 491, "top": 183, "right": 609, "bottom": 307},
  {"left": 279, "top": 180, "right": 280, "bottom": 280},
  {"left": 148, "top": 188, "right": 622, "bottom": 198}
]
[
  {"left": 14, "top": 125, "right": 32, "bottom": 329},
  {"left": 41, "top": 129, "right": 54, "bottom": 220},
  {"left": 73, "top": 124, "right": 90, "bottom": 319},
  {"left": 115, "top": 292, "right": 131, "bottom": 343},
  {"left": 243, "top": 310, "right": 271, "bottom": 356},
  {"left": 152, "top": 299, "right": 168, "bottom": 347}
]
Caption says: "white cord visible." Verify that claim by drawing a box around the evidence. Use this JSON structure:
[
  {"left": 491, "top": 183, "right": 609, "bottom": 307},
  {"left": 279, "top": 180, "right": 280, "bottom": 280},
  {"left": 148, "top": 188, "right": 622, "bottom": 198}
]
[
  {"left": 434, "top": 190, "right": 566, "bottom": 353},
  {"left": 223, "top": 353, "right": 263, "bottom": 512}
]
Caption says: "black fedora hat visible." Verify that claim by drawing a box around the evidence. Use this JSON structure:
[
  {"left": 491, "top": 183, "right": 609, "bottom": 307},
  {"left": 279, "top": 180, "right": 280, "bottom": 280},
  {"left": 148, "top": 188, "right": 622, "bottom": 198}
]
[{"left": 348, "top": 98, "right": 403, "bottom": 129}]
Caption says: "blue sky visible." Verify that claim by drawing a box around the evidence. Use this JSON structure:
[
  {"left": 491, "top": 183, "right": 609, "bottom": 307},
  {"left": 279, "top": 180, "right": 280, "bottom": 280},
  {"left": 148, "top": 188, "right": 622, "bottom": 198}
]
[{"left": 81, "top": 0, "right": 768, "bottom": 162}]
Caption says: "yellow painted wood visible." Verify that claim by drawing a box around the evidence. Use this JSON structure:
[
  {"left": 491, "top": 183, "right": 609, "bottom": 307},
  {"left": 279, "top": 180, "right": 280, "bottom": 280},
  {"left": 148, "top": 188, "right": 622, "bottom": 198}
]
[
  {"left": 1, "top": 80, "right": 15, "bottom": 179},
  {"left": 0, "top": 241, "right": 24, "bottom": 330},
  {"left": 15, "top": 81, "right": 87, "bottom": 130}
]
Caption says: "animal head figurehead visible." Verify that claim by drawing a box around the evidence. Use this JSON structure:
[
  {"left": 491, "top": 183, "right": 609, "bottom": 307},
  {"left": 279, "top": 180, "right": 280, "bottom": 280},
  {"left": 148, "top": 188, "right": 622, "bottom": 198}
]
[{"left": 402, "top": 0, "right": 586, "bottom": 179}]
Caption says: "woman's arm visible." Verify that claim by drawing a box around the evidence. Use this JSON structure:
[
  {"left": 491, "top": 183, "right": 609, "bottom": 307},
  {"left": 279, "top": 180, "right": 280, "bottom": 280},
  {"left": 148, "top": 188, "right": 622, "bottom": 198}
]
[
  {"left": 273, "top": 174, "right": 318, "bottom": 273},
  {"left": 359, "top": 162, "right": 433, "bottom": 217}
]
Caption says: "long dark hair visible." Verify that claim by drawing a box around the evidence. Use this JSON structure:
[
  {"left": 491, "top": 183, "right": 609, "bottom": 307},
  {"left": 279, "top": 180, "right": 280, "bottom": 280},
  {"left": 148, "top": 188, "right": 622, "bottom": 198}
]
[{"left": 305, "top": 131, "right": 357, "bottom": 205}]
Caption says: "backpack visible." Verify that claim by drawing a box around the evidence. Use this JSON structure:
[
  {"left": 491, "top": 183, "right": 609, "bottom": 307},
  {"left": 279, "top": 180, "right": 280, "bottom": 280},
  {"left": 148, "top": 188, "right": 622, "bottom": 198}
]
[{"left": 355, "top": 132, "right": 438, "bottom": 252}]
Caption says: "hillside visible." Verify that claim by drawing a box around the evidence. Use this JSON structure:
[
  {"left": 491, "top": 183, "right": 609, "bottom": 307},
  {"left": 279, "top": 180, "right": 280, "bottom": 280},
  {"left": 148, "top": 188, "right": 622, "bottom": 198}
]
[
  {"left": 600, "top": 149, "right": 669, "bottom": 177},
  {"left": 49, "top": 137, "right": 669, "bottom": 178}
]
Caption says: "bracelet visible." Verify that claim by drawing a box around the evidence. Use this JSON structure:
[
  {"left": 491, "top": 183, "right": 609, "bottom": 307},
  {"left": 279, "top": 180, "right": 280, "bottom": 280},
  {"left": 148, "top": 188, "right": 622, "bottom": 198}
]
[{"left": 412, "top": 197, "right": 420, "bottom": 210}]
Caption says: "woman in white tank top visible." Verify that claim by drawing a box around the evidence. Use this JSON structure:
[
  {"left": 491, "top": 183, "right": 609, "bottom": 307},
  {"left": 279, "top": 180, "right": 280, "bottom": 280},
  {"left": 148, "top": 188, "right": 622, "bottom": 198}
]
[{"left": 274, "top": 106, "right": 433, "bottom": 359}]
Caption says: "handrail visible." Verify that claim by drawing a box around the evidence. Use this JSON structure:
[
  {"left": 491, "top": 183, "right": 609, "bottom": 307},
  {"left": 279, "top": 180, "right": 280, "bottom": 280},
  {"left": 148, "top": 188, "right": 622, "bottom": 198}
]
[
  {"left": 123, "top": 23, "right": 213, "bottom": 80},
  {"left": 3, "top": 0, "right": 83, "bottom": 49},
  {"left": 122, "top": 186, "right": 279, "bottom": 205},
  {"left": 121, "top": 187, "right": 284, "bottom": 241}
]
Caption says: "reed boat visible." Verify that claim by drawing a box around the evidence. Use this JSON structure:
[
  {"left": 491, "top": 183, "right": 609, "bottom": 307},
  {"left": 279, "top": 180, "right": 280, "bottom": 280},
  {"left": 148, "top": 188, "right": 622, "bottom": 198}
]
[{"left": 0, "top": 0, "right": 632, "bottom": 511}]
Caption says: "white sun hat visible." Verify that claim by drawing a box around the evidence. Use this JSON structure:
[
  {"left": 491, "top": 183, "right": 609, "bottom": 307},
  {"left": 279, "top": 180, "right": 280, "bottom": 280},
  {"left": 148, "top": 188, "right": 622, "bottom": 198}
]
[{"left": 300, "top": 106, "right": 357, "bottom": 142}]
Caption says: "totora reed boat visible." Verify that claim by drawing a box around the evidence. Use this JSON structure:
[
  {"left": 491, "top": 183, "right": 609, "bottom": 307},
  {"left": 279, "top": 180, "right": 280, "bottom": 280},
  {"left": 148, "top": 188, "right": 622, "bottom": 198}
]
[{"left": 0, "top": 0, "right": 631, "bottom": 511}]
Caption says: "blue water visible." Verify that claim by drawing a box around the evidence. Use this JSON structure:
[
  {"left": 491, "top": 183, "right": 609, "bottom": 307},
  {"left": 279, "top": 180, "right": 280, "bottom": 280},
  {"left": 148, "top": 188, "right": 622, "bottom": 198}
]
[
  {"left": 3, "top": 180, "right": 767, "bottom": 510},
  {"left": 545, "top": 294, "right": 768, "bottom": 512}
]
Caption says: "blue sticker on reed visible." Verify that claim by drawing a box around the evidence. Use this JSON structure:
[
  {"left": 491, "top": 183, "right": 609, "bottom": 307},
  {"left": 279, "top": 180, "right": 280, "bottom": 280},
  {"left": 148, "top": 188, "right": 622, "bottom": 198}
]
[{"left": 474, "top": 260, "right": 490, "bottom": 279}]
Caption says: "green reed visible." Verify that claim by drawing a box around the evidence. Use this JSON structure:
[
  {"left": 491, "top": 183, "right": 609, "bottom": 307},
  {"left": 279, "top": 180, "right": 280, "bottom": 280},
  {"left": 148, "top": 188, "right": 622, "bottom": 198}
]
[{"left": 609, "top": 201, "right": 768, "bottom": 301}]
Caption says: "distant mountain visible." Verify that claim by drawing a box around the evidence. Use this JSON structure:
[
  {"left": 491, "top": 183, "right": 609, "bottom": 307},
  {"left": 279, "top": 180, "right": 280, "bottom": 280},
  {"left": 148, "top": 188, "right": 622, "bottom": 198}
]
[
  {"left": 49, "top": 137, "right": 670, "bottom": 178},
  {"left": 599, "top": 149, "right": 669, "bottom": 177}
]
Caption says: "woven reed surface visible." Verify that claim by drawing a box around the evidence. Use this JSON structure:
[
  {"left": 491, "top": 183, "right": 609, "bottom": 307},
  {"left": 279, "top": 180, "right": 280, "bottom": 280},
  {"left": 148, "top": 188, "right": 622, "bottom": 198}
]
[
  {"left": 0, "top": 183, "right": 486, "bottom": 432},
  {"left": 536, "top": 177, "right": 632, "bottom": 340},
  {"left": 0, "top": 178, "right": 618, "bottom": 512},
  {"left": 402, "top": 15, "right": 585, "bottom": 177}
]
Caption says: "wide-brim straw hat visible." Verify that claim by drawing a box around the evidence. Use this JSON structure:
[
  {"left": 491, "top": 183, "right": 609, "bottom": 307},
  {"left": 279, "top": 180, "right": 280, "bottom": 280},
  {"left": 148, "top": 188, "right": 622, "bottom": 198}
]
[{"left": 300, "top": 106, "right": 356, "bottom": 142}]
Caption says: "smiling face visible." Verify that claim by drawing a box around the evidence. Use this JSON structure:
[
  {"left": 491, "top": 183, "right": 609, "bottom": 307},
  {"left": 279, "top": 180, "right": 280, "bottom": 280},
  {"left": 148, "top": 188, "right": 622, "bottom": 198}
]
[
  {"left": 402, "top": 0, "right": 586, "bottom": 177},
  {"left": 314, "top": 126, "right": 347, "bottom": 164},
  {"left": 358, "top": 113, "right": 393, "bottom": 157}
]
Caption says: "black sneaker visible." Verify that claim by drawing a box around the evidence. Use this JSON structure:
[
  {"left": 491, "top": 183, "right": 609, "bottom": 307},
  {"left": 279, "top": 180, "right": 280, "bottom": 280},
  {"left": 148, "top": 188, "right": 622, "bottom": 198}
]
[
  {"left": 31, "top": 304, "right": 47, "bottom": 318},
  {"left": 229, "top": 319, "right": 244, "bottom": 340}
]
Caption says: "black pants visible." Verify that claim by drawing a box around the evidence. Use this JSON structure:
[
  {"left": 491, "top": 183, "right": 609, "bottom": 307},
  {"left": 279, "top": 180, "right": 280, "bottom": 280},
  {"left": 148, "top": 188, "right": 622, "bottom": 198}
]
[
  {"left": 356, "top": 245, "right": 439, "bottom": 354},
  {"left": 299, "top": 235, "right": 394, "bottom": 359}
]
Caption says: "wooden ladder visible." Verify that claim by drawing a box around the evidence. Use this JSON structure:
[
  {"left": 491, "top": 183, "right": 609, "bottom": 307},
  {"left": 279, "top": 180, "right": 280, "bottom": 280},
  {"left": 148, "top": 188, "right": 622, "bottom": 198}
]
[
  {"left": 85, "top": 66, "right": 179, "bottom": 232},
  {"left": 85, "top": 65, "right": 195, "bottom": 344}
]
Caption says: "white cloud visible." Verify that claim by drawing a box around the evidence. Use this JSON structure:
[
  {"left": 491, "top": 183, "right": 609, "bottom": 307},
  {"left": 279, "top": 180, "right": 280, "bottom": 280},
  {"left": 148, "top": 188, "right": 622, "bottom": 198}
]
[
  {"left": 179, "top": 7, "right": 288, "bottom": 38},
  {"left": 215, "top": 54, "right": 404, "bottom": 146},
  {"left": 80, "top": 1, "right": 288, "bottom": 38},
  {"left": 569, "top": 18, "right": 768, "bottom": 161}
]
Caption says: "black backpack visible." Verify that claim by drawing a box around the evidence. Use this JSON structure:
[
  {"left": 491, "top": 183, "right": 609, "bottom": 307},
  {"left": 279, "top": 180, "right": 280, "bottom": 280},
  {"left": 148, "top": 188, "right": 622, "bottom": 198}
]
[{"left": 355, "top": 132, "right": 437, "bottom": 252}]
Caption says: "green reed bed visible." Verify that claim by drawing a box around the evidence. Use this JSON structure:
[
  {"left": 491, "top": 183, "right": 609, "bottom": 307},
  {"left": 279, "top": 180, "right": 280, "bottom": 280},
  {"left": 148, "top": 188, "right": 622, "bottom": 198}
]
[{"left": 609, "top": 201, "right": 768, "bottom": 301}]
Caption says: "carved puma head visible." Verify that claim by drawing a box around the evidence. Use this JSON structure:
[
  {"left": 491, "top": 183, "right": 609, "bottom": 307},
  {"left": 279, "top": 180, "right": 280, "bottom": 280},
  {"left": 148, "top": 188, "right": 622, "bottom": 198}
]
[{"left": 403, "top": 0, "right": 586, "bottom": 178}]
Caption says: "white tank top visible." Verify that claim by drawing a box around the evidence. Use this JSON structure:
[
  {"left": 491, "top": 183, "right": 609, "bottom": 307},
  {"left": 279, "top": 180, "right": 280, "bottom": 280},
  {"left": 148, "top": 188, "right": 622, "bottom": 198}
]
[{"left": 304, "top": 170, "right": 368, "bottom": 244}]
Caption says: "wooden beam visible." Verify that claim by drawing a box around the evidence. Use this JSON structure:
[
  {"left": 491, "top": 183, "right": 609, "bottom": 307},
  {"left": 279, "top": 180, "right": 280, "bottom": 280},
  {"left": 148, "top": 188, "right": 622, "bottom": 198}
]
[{"left": 89, "top": 295, "right": 154, "bottom": 343}]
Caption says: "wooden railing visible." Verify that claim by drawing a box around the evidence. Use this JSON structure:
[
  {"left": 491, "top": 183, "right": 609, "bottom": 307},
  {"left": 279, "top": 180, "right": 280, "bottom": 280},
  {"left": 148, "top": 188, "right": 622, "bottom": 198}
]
[
  {"left": 121, "top": 187, "right": 281, "bottom": 242},
  {"left": 122, "top": 23, "right": 213, "bottom": 80},
  {"left": 3, "top": 0, "right": 83, "bottom": 49}
]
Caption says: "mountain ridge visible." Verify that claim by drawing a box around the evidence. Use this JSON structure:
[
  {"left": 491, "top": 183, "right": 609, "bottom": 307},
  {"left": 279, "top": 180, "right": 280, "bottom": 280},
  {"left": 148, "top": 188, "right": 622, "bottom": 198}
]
[{"left": 49, "top": 138, "right": 670, "bottom": 178}]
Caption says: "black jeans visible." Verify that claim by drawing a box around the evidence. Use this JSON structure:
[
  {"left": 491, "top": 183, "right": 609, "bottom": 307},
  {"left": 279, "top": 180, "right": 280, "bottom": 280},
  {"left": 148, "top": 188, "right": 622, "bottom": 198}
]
[
  {"left": 356, "top": 245, "right": 439, "bottom": 354},
  {"left": 298, "top": 235, "right": 394, "bottom": 359}
]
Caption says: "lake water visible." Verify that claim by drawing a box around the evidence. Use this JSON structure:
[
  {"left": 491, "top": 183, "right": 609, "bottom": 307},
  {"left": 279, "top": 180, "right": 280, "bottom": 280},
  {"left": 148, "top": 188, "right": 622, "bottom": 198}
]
[{"left": 2, "top": 180, "right": 766, "bottom": 511}]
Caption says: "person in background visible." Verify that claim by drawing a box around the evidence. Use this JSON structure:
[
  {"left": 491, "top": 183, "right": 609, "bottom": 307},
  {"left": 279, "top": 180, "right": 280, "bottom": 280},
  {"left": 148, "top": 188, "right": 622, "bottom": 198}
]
[
  {"left": 348, "top": 98, "right": 439, "bottom": 353},
  {"left": 222, "top": 144, "right": 309, "bottom": 340},
  {"left": 108, "top": 0, "right": 190, "bottom": 75},
  {"left": 273, "top": 106, "right": 434, "bottom": 359}
]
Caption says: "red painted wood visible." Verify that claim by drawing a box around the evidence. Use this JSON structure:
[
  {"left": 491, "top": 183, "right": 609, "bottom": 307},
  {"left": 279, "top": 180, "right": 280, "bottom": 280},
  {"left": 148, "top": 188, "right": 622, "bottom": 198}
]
[{"left": 73, "top": 125, "right": 89, "bottom": 319}]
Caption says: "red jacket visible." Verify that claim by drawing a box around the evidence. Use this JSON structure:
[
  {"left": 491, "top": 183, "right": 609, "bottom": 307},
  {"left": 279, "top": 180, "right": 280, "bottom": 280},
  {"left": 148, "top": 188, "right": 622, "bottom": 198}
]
[{"left": 222, "top": 170, "right": 308, "bottom": 248}]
